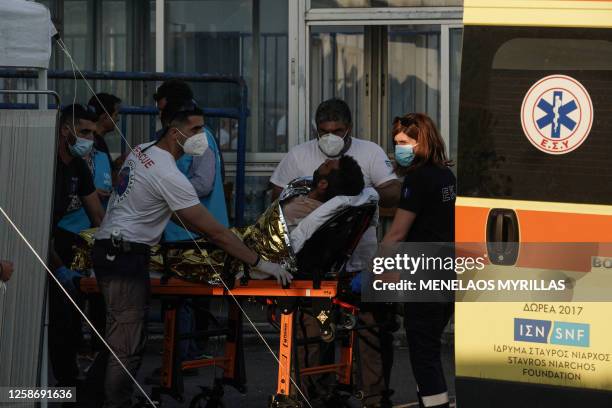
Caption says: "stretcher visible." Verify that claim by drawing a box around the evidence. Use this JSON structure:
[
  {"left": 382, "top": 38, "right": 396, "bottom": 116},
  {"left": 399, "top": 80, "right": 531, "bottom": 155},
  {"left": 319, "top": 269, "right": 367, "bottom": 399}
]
[{"left": 79, "top": 195, "right": 378, "bottom": 408}]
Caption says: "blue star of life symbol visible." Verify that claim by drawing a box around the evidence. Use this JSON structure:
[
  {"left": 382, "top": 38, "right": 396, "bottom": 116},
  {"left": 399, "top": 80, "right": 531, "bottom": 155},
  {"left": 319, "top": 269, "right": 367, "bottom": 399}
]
[{"left": 536, "top": 90, "right": 578, "bottom": 138}]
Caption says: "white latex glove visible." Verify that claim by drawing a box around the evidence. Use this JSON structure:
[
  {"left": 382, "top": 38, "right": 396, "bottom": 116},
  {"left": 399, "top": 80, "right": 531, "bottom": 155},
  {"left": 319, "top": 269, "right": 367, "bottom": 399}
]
[{"left": 255, "top": 260, "right": 293, "bottom": 286}]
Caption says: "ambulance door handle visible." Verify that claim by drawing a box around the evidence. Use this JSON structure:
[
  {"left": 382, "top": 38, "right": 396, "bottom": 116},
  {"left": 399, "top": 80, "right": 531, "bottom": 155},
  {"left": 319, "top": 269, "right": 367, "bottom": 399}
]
[
  {"left": 495, "top": 213, "right": 504, "bottom": 243},
  {"left": 487, "top": 209, "right": 519, "bottom": 265},
  {"left": 504, "top": 213, "right": 518, "bottom": 243}
]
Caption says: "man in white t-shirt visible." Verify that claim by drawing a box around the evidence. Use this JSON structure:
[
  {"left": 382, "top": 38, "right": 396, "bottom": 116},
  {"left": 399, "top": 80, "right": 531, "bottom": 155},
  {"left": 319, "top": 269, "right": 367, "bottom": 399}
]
[
  {"left": 92, "top": 104, "right": 292, "bottom": 408},
  {"left": 270, "top": 98, "right": 400, "bottom": 407}
]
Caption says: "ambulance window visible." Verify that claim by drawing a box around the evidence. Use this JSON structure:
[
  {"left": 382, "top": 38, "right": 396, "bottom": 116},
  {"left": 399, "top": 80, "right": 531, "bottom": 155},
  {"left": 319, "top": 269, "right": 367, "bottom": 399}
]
[
  {"left": 492, "top": 39, "right": 612, "bottom": 71},
  {"left": 457, "top": 26, "right": 612, "bottom": 205}
]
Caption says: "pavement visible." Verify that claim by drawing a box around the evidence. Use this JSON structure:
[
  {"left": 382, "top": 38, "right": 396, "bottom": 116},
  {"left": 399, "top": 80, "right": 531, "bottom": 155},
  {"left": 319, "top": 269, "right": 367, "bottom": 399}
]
[{"left": 51, "top": 298, "right": 456, "bottom": 407}]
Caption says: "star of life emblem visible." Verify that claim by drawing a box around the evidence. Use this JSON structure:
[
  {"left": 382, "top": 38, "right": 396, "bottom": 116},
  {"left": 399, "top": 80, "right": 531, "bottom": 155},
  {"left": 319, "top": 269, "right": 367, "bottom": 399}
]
[{"left": 520, "top": 75, "right": 593, "bottom": 155}]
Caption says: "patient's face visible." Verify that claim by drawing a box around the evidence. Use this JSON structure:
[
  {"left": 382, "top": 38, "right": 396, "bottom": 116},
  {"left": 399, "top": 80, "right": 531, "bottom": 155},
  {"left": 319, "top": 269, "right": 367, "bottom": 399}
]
[
  {"left": 312, "top": 159, "right": 341, "bottom": 202},
  {"left": 317, "top": 159, "right": 340, "bottom": 176}
]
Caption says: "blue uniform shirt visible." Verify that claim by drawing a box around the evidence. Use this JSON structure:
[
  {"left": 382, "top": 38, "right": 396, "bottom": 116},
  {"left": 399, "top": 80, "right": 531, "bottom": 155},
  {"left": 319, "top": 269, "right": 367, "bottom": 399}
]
[
  {"left": 163, "top": 128, "right": 229, "bottom": 242},
  {"left": 57, "top": 148, "right": 112, "bottom": 234}
]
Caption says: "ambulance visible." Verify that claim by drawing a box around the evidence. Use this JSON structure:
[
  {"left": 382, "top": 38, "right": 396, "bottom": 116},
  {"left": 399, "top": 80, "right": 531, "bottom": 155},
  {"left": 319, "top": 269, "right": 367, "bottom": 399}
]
[{"left": 455, "top": 1, "right": 612, "bottom": 406}]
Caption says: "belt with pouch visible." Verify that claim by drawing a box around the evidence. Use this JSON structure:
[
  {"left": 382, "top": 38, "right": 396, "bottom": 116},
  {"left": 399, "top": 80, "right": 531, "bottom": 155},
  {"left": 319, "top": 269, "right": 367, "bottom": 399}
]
[{"left": 95, "top": 239, "right": 150, "bottom": 255}]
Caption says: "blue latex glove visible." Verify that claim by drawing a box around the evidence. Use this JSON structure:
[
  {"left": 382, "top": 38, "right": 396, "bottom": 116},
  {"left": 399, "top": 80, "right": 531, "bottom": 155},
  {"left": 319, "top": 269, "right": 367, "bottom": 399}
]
[
  {"left": 54, "top": 266, "right": 82, "bottom": 295},
  {"left": 351, "top": 272, "right": 362, "bottom": 294}
]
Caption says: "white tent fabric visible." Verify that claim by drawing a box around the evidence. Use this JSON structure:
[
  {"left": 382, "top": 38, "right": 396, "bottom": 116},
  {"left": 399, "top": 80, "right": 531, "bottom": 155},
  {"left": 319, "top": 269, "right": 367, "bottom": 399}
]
[
  {"left": 0, "top": 0, "right": 56, "bottom": 69},
  {"left": 0, "top": 110, "right": 57, "bottom": 403}
]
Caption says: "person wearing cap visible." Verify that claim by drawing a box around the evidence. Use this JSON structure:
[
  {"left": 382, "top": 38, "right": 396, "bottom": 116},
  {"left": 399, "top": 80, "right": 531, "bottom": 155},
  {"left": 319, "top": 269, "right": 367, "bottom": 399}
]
[
  {"left": 49, "top": 104, "right": 106, "bottom": 389},
  {"left": 92, "top": 103, "right": 292, "bottom": 408}
]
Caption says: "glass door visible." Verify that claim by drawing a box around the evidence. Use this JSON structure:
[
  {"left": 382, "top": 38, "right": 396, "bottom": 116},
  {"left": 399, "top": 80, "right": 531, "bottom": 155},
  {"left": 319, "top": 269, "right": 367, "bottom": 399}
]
[
  {"left": 383, "top": 25, "right": 441, "bottom": 152},
  {"left": 309, "top": 26, "right": 367, "bottom": 140},
  {"left": 307, "top": 23, "right": 460, "bottom": 159}
]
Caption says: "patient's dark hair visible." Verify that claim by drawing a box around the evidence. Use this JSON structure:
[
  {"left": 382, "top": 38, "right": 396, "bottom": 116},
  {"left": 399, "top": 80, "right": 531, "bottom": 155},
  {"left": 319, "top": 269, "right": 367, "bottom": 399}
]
[{"left": 330, "top": 155, "right": 364, "bottom": 196}]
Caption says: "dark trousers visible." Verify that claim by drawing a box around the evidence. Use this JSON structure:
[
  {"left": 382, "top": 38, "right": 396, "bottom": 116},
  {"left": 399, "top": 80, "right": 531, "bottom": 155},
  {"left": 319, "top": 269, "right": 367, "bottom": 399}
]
[
  {"left": 92, "top": 245, "right": 151, "bottom": 408},
  {"left": 357, "top": 303, "right": 395, "bottom": 407},
  {"left": 49, "top": 228, "right": 82, "bottom": 386},
  {"left": 88, "top": 293, "right": 107, "bottom": 352},
  {"left": 48, "top": 282, "right": 82, "bottom": 386},
  {"left": 404, "top": 302, "right": 454, "bottom": 408}
]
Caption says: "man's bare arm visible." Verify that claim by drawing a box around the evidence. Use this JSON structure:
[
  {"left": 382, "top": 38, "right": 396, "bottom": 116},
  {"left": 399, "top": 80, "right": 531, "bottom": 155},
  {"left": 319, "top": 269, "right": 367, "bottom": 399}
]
[
  {"left": 375, "top": 179, "right": 401, "bottom": 208},
  {"left": 175, "top": 204, "right": 258, "bottom": 266}
]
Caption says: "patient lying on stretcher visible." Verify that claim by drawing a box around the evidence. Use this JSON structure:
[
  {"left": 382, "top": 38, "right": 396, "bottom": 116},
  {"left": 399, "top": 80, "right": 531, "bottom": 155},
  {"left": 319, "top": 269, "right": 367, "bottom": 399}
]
[
  {"left": 245, "top": 155, "right": 367, "bottom": 280},
  {"left": 72, "top": 155, "right": 374, "bottom": 284}
]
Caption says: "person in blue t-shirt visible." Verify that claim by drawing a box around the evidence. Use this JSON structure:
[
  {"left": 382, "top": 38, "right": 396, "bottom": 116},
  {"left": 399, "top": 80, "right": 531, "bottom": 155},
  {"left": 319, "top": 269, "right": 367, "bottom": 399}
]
[
  {"left": 56, "top": 97, "right": 118, "bottom": 366},
  {"left": 56, "top": 105, "right": 114, "bottom": 233}
]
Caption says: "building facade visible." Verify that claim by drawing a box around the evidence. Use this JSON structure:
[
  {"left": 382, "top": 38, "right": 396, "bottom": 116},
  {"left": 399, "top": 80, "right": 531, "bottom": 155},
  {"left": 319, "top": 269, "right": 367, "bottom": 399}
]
[{"left": 33, "top": 0, "right": 464, "bottom": 222}]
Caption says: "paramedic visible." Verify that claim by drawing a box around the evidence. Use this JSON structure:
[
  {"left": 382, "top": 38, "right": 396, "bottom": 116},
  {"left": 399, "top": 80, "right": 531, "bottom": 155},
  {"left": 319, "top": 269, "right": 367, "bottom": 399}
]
[
  {"left": 382, "top": 113, "right": 456, "bottom": 408},
  {"left": 155, "top": 81, "right": 228, "bottom": 365},
  {"left": 91, "top": 103, "right": 291, "bottom": 408}
]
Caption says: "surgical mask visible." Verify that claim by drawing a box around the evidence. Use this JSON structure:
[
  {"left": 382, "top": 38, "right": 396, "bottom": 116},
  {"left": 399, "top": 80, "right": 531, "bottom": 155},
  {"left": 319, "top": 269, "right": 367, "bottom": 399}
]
[
  {"left": 318, "top": 131, "right": 347, "bottom": 157},
  {"left": 176, "top": 129, "right": 208, "bottom": 156},
  {"left": 69, "top": 136, "right": 94, "bottom": 158},
  {"left": 394, "top": 144, "right": 417, "bottom": 167}
]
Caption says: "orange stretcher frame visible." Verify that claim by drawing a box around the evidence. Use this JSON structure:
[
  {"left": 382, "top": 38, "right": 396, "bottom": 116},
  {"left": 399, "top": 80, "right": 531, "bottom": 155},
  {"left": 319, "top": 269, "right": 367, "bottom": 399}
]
[{"left": 80, "top": 276, "right": 357, "bottom": 406}]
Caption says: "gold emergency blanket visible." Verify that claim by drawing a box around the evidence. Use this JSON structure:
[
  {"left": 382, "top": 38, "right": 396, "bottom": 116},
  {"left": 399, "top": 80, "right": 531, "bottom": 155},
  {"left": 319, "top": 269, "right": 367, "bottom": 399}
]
[{"left": 71, "top": 198, "right": 298, "bottom": 285}]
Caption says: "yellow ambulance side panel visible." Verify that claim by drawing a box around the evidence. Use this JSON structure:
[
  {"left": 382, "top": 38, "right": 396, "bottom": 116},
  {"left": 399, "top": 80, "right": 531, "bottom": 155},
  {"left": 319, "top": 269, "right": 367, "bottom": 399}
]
[
  {"left": 464, "top": 0, "right": 612, "bottom": 28},
  {"left": 456, "top": 302, "right": 612, "bottom": 391},
  {"left": 456, "top": 197, "right": 612, "bottom": 390}
]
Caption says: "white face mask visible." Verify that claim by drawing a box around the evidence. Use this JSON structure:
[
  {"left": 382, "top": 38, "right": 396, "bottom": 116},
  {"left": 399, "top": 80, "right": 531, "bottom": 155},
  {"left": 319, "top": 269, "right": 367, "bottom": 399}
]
[
  {"left": 317, "top": 131, "right": 347, "bottom": 157},
  {"left": 176, "top": 129, "right": 208, "bottom": 156}
]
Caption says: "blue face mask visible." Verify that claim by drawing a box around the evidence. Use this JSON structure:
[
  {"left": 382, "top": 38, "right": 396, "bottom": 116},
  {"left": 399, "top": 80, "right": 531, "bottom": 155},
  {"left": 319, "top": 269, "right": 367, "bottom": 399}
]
[
  {"left": 69, "top": 136, "right": 94, "bottom": 158},
  {"left": 394, "top": 144, "right": 416, "bottom": 167}
]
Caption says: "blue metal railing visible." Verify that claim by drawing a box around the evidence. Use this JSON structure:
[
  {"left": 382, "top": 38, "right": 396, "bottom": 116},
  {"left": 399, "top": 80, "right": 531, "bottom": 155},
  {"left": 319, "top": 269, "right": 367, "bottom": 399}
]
[{"left": 0, "top": 69, "right": 249, "bottom": 226}]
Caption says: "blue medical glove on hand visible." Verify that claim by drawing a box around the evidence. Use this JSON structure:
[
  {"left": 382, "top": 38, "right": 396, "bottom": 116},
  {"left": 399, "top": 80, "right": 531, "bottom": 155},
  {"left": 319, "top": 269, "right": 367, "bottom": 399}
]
[
  {"left": 54, "top": 266, "right": 82, "bottom": 295},
  {"left": 351, "top": 272, "right": 362, "bottom": 294}
]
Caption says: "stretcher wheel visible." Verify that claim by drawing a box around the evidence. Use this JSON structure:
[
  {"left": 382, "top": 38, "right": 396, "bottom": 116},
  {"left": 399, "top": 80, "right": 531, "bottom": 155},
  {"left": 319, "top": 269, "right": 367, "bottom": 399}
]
[
  {"left": 341, "top": 314, "right": 357, "bottom": 330},
  {"left": 320, "top": 323, "right": 336, "bottom": 343},
  {"left": 189, "top": 393, "right": 224, "bottom": 408},
  {"left": 189, "top": 384, "right": 225, "bottom": 408},
  {"left": 353, "top": 390, "right": 365, "bottom": 400},
  {"left": 268, "top": 394, "right": 303, "bottom": 408}
]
